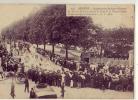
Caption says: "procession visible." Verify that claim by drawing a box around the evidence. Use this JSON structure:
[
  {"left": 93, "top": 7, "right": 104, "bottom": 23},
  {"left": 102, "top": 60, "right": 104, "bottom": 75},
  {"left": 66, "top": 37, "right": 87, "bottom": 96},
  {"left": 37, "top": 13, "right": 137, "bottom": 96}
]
[{"left": 0, "top": 4, "right": 134, "bottom": 99}]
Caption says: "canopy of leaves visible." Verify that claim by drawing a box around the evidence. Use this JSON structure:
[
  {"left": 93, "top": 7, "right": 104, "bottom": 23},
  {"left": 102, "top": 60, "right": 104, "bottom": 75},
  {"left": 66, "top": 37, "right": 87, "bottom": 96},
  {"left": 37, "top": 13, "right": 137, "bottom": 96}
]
[{"left": 1, "top": 5, "right": 134, "bottom": 52}]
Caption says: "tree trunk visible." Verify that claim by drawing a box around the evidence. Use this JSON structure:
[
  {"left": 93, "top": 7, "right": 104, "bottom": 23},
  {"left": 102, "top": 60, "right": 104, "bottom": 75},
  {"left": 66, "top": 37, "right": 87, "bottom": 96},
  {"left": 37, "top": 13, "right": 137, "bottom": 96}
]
[
  {"left": 52, "top": 43, "right": 55, "bottom": 57},
  {"left": 36, "top": 43, "right": 38, "bottom": 49},
  {"left": 100, "top": 44, "right": 103, "bottom": 63},
  {"left": 65, "top": 45, "right": 68, "bottom": 60},
  {"left": 44, "top": 43, "right": 46, "bottom": 50},
  {"left": 10, "top": 36, "right": 12, "bottom": 53},
  {"left": 13, "top": 40, "right": 16, "bottom": 48}
]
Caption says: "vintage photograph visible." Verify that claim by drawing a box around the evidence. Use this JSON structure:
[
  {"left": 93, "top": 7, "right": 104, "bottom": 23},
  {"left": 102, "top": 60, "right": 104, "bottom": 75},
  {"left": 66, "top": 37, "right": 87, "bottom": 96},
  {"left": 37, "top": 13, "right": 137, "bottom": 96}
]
[{"left": 0, "top": 4, "right": 134, "bottom": 99}]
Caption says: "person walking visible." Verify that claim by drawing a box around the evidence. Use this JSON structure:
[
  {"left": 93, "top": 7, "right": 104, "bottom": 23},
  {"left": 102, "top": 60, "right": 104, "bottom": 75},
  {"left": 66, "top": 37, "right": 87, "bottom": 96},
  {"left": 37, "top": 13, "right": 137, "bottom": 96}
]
[
  {"left": 10, "top": 78, "right": 16, "bottom": 99},
  {"left": 24, "top": 76, "right": 29, "bottom": 93},
  {"left": 61, "top": 83, "right": 65, "bottom": 98},
  {"left": 61, "top": 72, "right": 65, "bottom": 98}
]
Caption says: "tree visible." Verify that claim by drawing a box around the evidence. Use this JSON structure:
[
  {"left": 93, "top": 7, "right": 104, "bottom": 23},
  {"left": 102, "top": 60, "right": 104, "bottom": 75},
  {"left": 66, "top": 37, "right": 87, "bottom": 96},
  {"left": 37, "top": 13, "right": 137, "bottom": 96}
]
[
  {"left": 40, "top": 5, "right": 66, "bottom": 56},
  {"left": 29, "top": 5, "right": 101, "bottom": 59},
  {"left": 1, "top": 4, "right": 105, "bottom": 60},
  {"left": 102, "top": 27, "right": 134, "bottom": 57},
  {"left": 111, "top": 27, "right": 134, "bottom": 44},
  {"left": 50, "top": 16, "right": 94, "bottom": 59},
  {"left": 29, "top": 14, "right": 44, "bottom": 48}
]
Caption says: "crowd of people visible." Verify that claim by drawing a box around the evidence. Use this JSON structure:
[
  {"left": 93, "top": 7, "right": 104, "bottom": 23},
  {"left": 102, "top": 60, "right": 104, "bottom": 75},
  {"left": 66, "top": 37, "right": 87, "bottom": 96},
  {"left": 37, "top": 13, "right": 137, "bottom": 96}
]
[
  {"left": 27, "top": 62, "right": 133, "bottom": 92},
  {"left": 30, "top": 48, "right": 134, "bottom": 92},
  {"left": 35, "top": 47, "right": 134, "bottom": 91},
  {"left": 0, "top": 42, "right": 26, "bottom": 80},
  {"left": 0, "top": 42, "right": 37, "bottom": 98},
  {"left": 0, "top": 42, "right": 134, "bottom": 97}
]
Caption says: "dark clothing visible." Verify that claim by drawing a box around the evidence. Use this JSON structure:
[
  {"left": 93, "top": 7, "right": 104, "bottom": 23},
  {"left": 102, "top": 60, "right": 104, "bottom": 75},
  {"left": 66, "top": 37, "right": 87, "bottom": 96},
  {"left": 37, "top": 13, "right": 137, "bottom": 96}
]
[
  {"left": 24, "top": 78, "right": 29, "bottom": 92},
  {"left": 30, "top": 91, "right": 36, "bottom": 98},
  {"left": 61, "top": 84, "right": 65, "bottom": 98},
  {"left": 11, "top": 83, "right": 15, "bottom": 99},
  {"left": 121, "top": 76, "right": 129, "bottom": 91},
  {"left": 25, "top": 78, "right": 29, "bottom": 86},
  {"left": 14, "top": 64, "right": 18, "bottom": 73}
]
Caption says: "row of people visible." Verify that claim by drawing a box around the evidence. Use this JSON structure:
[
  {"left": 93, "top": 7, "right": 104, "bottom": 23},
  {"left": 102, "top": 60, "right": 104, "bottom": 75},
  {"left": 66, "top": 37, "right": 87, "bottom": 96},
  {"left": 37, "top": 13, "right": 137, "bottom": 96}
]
[{"left": 27, "top": 63, "right": 133, "bottom": 92}]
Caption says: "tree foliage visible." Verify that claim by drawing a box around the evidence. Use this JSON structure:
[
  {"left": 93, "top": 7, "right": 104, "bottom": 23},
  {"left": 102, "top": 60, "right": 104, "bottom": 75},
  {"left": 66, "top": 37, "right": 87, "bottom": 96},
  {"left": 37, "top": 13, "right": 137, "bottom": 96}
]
[{"left": 1, "top": 5, "right": 134, "bottom": 59}]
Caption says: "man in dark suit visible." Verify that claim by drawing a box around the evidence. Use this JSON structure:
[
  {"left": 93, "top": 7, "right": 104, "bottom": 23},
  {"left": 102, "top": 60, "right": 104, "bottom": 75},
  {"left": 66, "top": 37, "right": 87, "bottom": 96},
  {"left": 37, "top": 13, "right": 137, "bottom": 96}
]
[{"left": 24, "top": 76, "right": 29, "bottom": 93}]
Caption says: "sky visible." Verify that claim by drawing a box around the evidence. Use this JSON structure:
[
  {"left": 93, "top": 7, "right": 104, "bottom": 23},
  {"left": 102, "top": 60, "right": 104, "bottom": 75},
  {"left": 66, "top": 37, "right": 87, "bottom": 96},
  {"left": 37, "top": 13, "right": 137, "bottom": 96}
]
[
  {"left": 0, "top": 4, "right": 42, "bottom": 32},
  {"left": 0, "top": 4, "right": 134, "bottom": 32}
]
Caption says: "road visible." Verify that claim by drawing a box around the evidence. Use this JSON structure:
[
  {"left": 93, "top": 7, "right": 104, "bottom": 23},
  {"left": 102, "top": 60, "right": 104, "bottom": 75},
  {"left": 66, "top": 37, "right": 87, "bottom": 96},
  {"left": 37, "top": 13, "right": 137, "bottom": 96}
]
[
  {"left": 0, "top": 78, "right": 134, "bottom": 99},
  {"left": 38, "top": 44, "right": 129, "bottom": 65}
]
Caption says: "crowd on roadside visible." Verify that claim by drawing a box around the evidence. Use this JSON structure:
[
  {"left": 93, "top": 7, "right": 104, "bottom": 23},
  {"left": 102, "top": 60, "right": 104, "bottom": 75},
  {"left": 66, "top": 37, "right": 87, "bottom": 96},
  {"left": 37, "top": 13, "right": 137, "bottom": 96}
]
[
  {"left": 0, "top": 42, "right": 27, "bottom": 79},
  {"left": 36, "top": 47, "right": 134, "bottom": 91},
  {"left": 0, "top": 43, "right": 134, "bottom": 93},
  {"left": 29, "top": 48, "right": 134, "bottom": 92}
]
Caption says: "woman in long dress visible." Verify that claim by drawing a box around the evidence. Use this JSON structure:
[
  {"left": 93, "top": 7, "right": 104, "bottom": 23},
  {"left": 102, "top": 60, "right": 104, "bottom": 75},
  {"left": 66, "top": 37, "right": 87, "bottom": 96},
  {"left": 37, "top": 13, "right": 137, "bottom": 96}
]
[{"left": 0, "top": 66, "right": 4, "bottom": 79}]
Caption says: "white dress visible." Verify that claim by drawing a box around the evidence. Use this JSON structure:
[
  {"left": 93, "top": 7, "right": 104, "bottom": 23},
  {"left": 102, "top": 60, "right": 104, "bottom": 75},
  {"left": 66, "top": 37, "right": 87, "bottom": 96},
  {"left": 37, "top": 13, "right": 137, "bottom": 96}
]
[
  {"left": 70, "top": 80, "right": 73, "bottom": 87},
  {"left": 0, "top": 66, "right": 3, "bottom": 73}
]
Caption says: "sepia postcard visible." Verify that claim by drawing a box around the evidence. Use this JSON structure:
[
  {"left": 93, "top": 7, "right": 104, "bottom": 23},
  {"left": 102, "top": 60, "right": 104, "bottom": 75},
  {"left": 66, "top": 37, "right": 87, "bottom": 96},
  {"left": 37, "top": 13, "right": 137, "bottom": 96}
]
[{"left": 0, "top": 4, "right": 134, "bottom": 99}]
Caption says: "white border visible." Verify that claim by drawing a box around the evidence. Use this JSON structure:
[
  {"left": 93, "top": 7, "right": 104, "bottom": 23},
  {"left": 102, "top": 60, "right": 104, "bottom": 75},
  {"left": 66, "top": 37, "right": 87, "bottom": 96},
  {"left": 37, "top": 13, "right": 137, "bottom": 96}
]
[
  {"left": 135, "top": 1, "right": 137, "bottom": 100},
  {"left": 0, "top": 0, "right": 136, "bottom": 100},
  {"left": 0, "top": 0, "right": 135, "bottom": 4}
]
